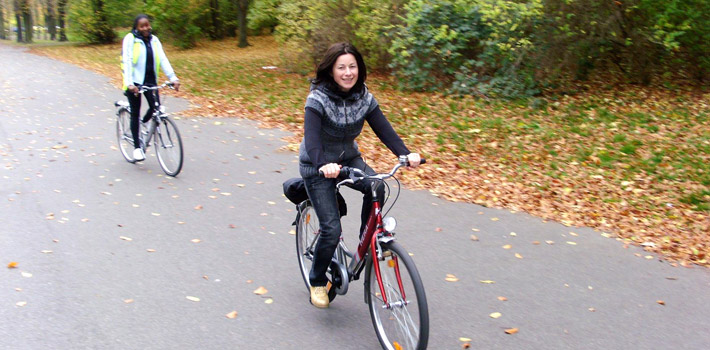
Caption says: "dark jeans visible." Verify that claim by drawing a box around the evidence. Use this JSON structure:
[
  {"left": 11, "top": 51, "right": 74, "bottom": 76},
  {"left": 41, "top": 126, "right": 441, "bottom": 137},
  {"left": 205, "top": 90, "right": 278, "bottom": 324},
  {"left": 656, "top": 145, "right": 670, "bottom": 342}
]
[
  {"left": 125, "top": 88, "right": 160, "bottom": 148},
  {"left": 302, "top": 156, "right": 385, "bottom": 287}
]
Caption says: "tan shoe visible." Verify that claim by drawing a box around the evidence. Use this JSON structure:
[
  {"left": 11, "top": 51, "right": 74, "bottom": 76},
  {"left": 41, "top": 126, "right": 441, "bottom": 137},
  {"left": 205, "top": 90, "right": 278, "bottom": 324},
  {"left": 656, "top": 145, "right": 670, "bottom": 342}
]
[{"left": 310, "top": 286, "right": 329, "bottom": 308}]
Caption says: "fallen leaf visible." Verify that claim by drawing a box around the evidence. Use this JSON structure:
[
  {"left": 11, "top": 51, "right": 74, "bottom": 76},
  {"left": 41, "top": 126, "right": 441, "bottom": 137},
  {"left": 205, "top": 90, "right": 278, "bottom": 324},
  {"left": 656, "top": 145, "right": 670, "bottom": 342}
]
[
  {"left": 120, "top": 236, "right": 133, "bottom": 241},
  {"left": 470, "top": 235, "right": 479, "bottom": 241},
  {"left": 41, "top": 250, "right": 53, "bottom": 254},
  {"left": 191, "top": 239, "right": 202, "bottom": 243},
  {"left": 151, "top": 212, "right": 160, "bottom": 216},
  {"left": 491, "top": 217, "right": 499, "bottom": 221},
  {"left": 504, "top": 328, "right": 519, "bottom": 334},
  {"left": 264, "top": 298, "right": 274, "bottom": 304},
  {"left": 532, "top": 241, "right": 540, "bottom": 245},
  {"left": 588, "top": 307, "right": 596, "bottom": 312},
  {"left": 489, "top": 312, "right": 502, "bottom": 319},
  {"left": 515, "top": 253, "right": 523, "bottom": 259},
  {"left": 445, "top": 274, "right": 459, "bottom": 282},
  {"left": 146, "top": 249, "right": 156, "bottom": 253},
  {"left": 510, "top": 232, "right": 517, "bottom": 236},
  {"left": 186, "top": 296, "right": 200, "bottom": 302},
  {"left": 435, "top": 227, "right": 443, "bottom": 232},
  {"left": 16, "top": 301, "right": 27, "bottom": 307},
  {"left": 545, "top": 240, "right": 555, "bottom": 245},
  {"left": 289, "top": 229, "right": 296, "bottom": 235},
  {"left": 124, "top": 299, "right": 134, "bottom": 304},
  {"left": 480, "top": 280, "right": 495, "bottom": 284},
  {"left": 657, "top": 300, "right": 665, "bottom": 305},
  {"left": 497, "top": 296, "right": 508, "bottom": 301},
  {"left": 471, "top": 228, "right": 480, "bottom": 232},
  {"left": 226, "top": 311, "right": 238, "bottom": 319},
  {"left": 8, "top": 262, "right": 18, "bottom": 268},
  {"left": 21, "top": 272, "right": 32, "bottom": 278},
  {"left": 462, "top": 343, "right": 471, "bottom": 349},
  {"left": 194, "top": 205, "right": 203, "bottom": 210},
  {"left": 502, "top": 244, "right": 512, "bottom": 250},
  {"left": 566, "top": 241, "right": 577, "bottom": 245},
  {"left": 459, "top": 337, "right": 472, "bottom": 342},
  {"left": 253, "top": 286, "right": 268, "bottom": 295}
]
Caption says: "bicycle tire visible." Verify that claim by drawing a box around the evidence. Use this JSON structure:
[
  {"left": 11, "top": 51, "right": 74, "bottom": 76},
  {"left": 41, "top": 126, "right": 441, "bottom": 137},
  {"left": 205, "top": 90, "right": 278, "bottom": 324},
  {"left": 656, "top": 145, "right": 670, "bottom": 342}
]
[
  {"left": 365, "top": 241, "right": 429, "bottom": 350},
  {"left": 154, "top": 117, "right": 184, "bottom": 177},
  {"left": 116, "top": 108, "right": 136, "bottom": 163},
  {"left": 295, "top": 202, "right": 337, "bottom": 302}
]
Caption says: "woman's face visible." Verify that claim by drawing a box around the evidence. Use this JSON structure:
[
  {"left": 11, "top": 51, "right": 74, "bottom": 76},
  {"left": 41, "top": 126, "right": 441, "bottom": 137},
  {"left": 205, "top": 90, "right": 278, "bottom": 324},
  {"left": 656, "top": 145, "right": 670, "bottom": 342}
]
[
  {"left": 331, "top": 53, "right": 358, "bottom": 92},
  {"left": 136, "top": 18, "right": 151, "bottom": 38}
]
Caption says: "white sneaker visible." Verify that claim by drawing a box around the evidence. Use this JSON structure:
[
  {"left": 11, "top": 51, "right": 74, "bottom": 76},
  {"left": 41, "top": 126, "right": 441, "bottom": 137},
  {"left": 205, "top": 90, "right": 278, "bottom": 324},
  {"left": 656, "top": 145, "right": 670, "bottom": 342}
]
[{"left": 133, "top": 148, "right": 145, "bottom": 161}]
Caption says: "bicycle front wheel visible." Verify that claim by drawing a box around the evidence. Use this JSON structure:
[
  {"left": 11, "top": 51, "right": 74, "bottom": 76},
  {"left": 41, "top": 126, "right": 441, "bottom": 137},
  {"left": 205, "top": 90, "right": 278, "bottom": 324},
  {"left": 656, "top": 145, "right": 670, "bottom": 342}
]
[
  {"left": 116, "top": 108, "right": 136, "bottom": 163},
  {"left": 154, "top": 117, "right": 183, "bottom": 176},
  {"left": 365, "top": 241, "right": 429, "bottom": 350}
]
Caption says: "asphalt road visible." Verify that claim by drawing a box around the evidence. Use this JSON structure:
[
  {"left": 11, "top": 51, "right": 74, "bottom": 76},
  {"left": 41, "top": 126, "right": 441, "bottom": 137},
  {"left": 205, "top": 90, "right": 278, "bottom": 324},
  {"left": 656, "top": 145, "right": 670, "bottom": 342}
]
[{"left": 1, "top": 43, "right": 709, "bottom": 350}]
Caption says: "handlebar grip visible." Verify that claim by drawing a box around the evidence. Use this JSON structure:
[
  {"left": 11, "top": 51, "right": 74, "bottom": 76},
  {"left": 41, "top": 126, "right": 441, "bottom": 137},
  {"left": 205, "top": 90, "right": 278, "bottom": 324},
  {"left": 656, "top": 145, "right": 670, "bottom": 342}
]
[
  {"left": 420, "top": 158, "right": 427, "bottom": 165},
  {"left": 318, "top": 166, "right": 350, "bottom": 178}
]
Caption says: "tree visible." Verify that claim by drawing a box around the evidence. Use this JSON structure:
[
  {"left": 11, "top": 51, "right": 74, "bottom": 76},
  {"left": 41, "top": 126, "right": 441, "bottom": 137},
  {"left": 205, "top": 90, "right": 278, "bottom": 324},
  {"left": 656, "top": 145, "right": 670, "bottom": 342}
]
[
  {"left": 20, "top": 0, "right": 30, "bottom": 43},
  {"left": 0, "top": 3, "right": 5, "bottom": 40},
  {"left": 57, "top": 0, "right": 66, "bottom": 41},
  {"left": 46, "top": 0, "right": 56, "bottom": 40},
  {"left": 236, "top": 0, "right": 249, "bottom": 47},
  {"left": 13, "top": 0, "right": 22, "bottom": 42}
]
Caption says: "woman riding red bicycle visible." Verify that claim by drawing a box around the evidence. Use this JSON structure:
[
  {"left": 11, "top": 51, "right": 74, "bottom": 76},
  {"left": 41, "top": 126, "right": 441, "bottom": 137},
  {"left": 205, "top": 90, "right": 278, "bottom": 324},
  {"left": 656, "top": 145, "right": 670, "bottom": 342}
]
[{"left": 298, "top": 42, "right": 421, "bottom": 308}]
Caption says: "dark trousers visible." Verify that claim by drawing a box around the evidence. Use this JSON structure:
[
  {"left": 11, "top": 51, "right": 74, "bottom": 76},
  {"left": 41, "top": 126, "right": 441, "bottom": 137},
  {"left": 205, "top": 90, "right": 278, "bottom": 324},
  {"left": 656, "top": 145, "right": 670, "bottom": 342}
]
[
  {"left": 125, "top": 88, "right": 160, "bottom": 148},
  {"left": 303, "top": 156, "right": 385, "bottom": 287}
]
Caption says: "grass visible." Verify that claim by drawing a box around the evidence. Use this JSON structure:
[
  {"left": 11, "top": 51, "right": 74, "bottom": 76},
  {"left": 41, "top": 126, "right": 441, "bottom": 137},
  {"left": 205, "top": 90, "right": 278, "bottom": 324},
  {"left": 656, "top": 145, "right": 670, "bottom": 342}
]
[{"left": 17, "top": 35, "right": 710, "bottom": 266}]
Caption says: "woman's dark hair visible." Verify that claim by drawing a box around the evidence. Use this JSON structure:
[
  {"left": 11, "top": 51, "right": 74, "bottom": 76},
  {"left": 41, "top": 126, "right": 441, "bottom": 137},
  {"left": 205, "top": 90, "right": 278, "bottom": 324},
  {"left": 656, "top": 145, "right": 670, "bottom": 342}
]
[
  {"left": 312, "top": 42, "right": 367, "bottom": 94},
  {"left": 132, "top": 14, "right": 150, "bottom": 31}
]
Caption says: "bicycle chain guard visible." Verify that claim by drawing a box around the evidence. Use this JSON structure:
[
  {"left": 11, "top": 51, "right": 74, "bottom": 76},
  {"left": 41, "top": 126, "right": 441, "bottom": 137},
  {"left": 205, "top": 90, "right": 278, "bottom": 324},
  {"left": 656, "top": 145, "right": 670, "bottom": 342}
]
[{"left": 329, "top": 258, "right": 349, "bottom": 295}]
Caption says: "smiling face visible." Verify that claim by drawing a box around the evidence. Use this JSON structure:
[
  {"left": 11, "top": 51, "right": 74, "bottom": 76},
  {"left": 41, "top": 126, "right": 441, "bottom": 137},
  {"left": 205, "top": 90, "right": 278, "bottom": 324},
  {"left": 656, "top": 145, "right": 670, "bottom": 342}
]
[
  {"left": 331, "top": 53, "right": 359, "bottom": 92},
  {"left": 136, "top": 18, "right": 152, "bottom": 38}
]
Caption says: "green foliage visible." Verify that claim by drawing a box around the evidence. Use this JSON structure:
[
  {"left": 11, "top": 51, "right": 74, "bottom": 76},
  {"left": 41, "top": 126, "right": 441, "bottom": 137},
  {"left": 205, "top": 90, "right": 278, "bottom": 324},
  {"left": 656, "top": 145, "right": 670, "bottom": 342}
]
[
  {"left": 389, "top": 0, "right": 542, "bottom": 98},
  {"left": 274, "top": 0, "right": 352, "bottom": 73},
  {"left": 249, "top": 0, "right": 282, "bottom": 34},
  {"left": 346, "top": 0, "right": 408, "bottom": 69},
  {"left": 145, "top": 0, "right": 204, "bottom": 49},
  {"left": 68, "top": 0, "right": 117, "bottom": 44}
]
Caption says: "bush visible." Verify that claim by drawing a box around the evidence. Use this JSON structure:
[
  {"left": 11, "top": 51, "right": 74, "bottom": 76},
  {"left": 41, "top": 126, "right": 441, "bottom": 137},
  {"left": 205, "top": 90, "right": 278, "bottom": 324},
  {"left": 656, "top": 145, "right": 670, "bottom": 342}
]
[
  {"left": 68, "top": 0, "right": 117, "bottom": 44},
  {"left": 145, "top": 0, "right": 204, "bottom": 49},
  {"left": 249, "top": 0, "right": 282, "bottom": 34},
  {"left": 275, "top": 0, "right": 352, "bottom": 74},
  {"left": 389, "top": 0, "right": 542, "bottom": 98}
]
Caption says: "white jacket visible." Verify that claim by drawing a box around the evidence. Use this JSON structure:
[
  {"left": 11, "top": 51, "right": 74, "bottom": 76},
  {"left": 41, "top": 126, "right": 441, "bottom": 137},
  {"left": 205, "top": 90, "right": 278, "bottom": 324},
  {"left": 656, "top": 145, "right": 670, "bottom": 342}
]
[{"left": 122, "top": 32, "right": 178, "bottom": 89}]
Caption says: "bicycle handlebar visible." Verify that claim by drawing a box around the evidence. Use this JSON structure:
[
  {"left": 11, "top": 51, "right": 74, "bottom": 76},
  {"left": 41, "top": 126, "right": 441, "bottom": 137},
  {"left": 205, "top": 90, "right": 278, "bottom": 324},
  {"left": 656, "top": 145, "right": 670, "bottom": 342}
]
[
  {"left": 320, "top": 156, "right": 427, "bottom": 187},
  {"left": 138, "top": 81, "right": 175, "bottom": 94}
]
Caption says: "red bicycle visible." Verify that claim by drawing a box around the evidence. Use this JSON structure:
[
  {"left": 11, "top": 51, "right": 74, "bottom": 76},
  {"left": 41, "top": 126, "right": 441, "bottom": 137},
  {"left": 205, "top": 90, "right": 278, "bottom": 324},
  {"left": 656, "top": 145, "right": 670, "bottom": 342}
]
[{"left": 292, "top": 156, "right": 429, "bottom": 350}]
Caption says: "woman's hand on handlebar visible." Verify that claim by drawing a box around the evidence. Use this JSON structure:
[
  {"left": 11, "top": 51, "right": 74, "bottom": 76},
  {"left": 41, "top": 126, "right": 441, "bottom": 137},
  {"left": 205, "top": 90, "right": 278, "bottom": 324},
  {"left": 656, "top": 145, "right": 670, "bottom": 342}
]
[
  {"left": 319, "top": 163, "right": 342, "bottom": 178},
  {"left": 171, "top": 80, "right": 181, "bottom": 92},
  {"left": 128, "top": 85, "right": 139, "bottom": 95},
  {"left": 406, "top": 153, "right": 421, "bottom": 168}
]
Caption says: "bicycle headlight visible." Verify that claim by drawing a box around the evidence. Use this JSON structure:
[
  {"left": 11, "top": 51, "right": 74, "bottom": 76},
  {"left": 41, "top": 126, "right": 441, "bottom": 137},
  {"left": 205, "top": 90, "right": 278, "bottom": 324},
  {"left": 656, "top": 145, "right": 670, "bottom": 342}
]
[{"left": 383, "top": 216, "right": 397, "bottom": 233}]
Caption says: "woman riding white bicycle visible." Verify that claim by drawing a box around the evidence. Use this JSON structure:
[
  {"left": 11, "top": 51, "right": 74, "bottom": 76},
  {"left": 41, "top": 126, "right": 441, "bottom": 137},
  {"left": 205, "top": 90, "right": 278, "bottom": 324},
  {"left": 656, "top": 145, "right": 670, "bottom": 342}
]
[
  {"left": 122, "top": 14, "right": 180, "bottom": 161},
  {"left": 298, "top": 42, "right": 421, "bottom": 309}
]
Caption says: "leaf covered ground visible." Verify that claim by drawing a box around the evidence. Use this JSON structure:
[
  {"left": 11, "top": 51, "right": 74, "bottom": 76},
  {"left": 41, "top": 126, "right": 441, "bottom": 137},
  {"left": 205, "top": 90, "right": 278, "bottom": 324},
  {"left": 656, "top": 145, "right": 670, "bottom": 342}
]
[{"left": 29, "top": 36, "right": 710, "bottom": 266}]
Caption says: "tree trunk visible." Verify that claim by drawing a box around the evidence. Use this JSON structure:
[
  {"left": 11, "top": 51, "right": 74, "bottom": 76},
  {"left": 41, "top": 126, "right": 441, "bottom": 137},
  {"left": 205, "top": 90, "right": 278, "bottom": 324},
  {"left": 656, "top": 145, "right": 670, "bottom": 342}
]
[
  {"left": 14, "top": 0, "right": 22, "bottom": 43},
  {"left": 236, "top": 0, "right": 249, "bottom": 48},
  {"left": 46, "top": 0, "right": 57, "bottom": 41},
  {"left": 19, "top": 0, "right": 31, "bottom": 43},
  {"left": 57, "top": 0, "right": 67, "bottom": 41},
  {"left": 208, "top": 0, "right": 222, "bottom": 39},
  {"left": 0, "top": 6, "right": 5, "bottom": 40}
]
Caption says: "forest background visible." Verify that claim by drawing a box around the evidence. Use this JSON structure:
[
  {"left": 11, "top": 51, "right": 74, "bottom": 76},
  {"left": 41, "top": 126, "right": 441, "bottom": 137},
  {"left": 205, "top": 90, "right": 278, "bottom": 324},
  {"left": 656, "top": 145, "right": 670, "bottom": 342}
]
[{"left": 1, "top": 0, "right": 708, "bottom": 266}]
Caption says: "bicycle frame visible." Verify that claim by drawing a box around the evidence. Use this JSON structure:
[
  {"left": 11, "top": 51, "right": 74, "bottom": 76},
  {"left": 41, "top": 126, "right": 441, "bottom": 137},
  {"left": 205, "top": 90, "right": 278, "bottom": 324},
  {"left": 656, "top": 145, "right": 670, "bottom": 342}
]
[{"left": 332, "top": 157, "right": 413, "bottom": 308}]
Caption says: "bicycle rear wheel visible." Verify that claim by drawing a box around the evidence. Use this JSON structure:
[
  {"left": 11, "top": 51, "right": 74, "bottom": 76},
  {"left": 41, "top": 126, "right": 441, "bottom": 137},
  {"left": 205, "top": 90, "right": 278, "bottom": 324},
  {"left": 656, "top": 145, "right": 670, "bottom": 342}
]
[
  {"left": 296, "top": 202, "right": 318, "bottom": 290},
  {"left": 295, "top": 202, "right": 337, "bottom": 302},
  {"left": 154, "top": 117, "right": 183, "bottom": 176},
  {"left": 365, "top": 241, "right": 429, "bottom": 350},
  {"left": 116, "top": 108, "right": 136, "bottom": 163}
]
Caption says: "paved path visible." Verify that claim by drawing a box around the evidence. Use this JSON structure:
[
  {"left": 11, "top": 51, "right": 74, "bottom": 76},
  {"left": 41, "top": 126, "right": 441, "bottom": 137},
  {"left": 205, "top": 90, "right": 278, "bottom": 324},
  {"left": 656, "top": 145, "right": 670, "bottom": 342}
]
[{"left": 1, "top": 43, "right": 709, "bottom": 349}]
